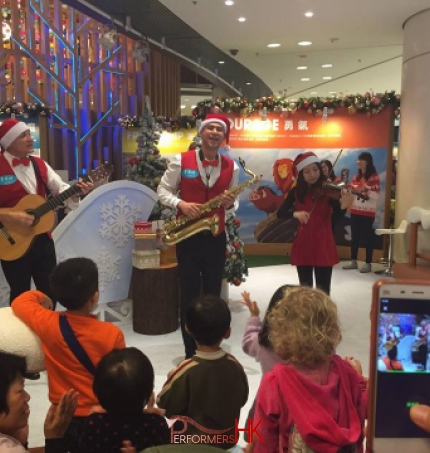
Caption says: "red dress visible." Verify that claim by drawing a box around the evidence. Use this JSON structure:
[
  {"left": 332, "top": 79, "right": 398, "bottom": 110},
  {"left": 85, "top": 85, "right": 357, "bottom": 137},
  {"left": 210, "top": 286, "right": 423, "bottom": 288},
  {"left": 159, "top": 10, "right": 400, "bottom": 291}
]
[{"left": 291, "top": 187, "right": 339, "bottom": 267}]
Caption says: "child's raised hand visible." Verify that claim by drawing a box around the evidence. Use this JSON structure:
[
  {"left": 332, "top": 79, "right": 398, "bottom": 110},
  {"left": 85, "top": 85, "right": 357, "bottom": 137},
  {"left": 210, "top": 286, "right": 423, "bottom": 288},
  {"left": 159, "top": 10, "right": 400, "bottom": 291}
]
[
  {"left": 343, "top": 356, "right": 363, "bottom": 375},
  {"left": 240, "top": 291, "right": 259, "bottom": 317},
  {"left": 44, "top": 389, "right": 78, "bottom": 439}
]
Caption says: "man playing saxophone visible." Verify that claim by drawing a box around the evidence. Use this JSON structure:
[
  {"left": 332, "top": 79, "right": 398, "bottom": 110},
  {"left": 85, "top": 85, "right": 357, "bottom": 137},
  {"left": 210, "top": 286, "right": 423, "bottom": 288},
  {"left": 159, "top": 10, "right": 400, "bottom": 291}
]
[{"left": 157, "top": 114, "right": 239, "bottom": 358}]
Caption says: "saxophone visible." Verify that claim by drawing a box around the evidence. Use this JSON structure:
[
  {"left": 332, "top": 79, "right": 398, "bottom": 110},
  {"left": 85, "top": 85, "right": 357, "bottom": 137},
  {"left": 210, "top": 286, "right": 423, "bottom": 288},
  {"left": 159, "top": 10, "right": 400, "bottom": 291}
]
[{"left": 162, "top": 157, "right": 259, "bottom": 246}]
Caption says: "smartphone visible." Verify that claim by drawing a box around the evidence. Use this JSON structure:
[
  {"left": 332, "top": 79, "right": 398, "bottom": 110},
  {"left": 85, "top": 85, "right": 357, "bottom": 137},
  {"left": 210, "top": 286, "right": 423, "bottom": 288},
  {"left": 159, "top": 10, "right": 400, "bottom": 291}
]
[{"left": 368, "top": 279, "right": 430, "bottom": 452}]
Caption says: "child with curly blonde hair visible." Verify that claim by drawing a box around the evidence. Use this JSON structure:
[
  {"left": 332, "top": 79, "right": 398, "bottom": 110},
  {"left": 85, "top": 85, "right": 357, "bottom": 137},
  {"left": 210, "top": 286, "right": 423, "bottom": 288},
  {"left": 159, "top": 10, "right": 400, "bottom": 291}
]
[{"left": 252, "top": 286, "right": 367, "bottom": 453}]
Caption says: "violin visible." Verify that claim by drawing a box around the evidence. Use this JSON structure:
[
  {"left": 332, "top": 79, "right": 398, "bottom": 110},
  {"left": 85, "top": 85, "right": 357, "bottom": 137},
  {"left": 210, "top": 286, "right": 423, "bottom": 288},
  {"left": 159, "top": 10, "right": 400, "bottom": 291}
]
[{"left": 314, "top": 181, "right": 369, "bottom": 202}]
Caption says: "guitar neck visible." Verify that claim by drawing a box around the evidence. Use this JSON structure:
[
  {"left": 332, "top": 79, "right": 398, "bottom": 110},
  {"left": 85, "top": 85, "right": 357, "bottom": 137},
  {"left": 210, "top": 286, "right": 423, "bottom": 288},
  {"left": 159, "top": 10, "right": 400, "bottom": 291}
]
[{"left": 33, "top": 184, "right": 81, "bottom": 218}]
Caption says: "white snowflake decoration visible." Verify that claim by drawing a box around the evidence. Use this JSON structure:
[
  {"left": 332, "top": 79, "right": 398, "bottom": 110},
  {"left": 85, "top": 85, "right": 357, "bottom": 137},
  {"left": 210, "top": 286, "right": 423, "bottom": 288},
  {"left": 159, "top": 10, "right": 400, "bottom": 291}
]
[
  {"left": 99, "top": 195, "right": 143, "bottom": 247},
  {"left": 97, "top": 246, "right": 121, "bottom": 292}
]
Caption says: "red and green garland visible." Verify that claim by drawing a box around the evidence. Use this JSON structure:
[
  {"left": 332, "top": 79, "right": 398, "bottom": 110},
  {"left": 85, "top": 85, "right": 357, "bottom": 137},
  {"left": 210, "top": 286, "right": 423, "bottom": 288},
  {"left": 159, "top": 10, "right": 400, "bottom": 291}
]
[
  {"left": 192, "top": 91, "right": 401, "bottom": 120},
  {"left": 118, "top": 91, "right": 401, "bottom": 130},
  {"left": 0, "top": 101, "right": 52, "bottom": 117}
]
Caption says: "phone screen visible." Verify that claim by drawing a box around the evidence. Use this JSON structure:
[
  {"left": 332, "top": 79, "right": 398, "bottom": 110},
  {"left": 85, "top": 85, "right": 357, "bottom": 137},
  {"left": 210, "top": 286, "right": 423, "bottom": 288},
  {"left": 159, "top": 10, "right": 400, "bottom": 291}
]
[{"left": 375, "top": 296, "right": 430, "bottom": 438}]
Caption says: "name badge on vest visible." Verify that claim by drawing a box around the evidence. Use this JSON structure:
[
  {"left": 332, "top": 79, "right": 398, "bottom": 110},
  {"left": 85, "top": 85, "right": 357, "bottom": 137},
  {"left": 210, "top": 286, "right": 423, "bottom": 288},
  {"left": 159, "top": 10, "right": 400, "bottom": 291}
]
[
  {"left": 0, "top": 175, "right": 18, "bottom": 185},
  {"left": 181, "top": 168, "right": 199, "bottom": 179}
]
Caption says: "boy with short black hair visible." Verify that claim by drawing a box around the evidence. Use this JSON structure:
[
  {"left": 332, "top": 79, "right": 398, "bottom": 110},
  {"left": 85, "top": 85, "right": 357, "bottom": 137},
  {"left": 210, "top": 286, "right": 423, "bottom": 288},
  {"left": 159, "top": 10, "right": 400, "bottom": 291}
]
[
  {"left": 157, "top": 295, "right": 248, "bottom": 451},
  {"left": 11, "top": 257, "right": 126, "bottom": 450}
]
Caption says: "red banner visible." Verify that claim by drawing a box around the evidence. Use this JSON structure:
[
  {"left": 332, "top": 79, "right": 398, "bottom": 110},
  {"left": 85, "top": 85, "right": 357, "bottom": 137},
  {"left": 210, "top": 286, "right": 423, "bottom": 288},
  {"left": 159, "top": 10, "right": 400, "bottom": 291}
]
[{"left": 228, "top": 107, "right": 392, "bottom": 149}]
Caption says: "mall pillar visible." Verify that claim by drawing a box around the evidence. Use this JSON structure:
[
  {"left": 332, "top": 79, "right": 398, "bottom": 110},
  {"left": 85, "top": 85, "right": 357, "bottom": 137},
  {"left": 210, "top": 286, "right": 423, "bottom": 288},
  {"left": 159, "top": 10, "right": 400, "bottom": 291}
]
[{"left": 395, "top": 8, "right": 430, "bottom": 263}]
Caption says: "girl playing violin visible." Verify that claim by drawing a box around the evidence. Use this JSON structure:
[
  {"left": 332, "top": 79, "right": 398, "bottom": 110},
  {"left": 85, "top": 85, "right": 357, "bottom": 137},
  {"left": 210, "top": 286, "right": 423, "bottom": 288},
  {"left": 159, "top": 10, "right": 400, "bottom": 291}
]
[{"left": 277, "top": 152, "right": 351, "bottom": 295}]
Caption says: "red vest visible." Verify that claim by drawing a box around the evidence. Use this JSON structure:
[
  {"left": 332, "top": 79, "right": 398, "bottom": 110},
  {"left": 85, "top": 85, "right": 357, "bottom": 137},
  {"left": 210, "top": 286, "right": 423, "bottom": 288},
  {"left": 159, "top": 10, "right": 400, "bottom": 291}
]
[
  {"left": 179, "top": 151, "right": 234, "bottom": 234},
  {"left": 0, "top": 154, "right": 48, "bottom": 208}
]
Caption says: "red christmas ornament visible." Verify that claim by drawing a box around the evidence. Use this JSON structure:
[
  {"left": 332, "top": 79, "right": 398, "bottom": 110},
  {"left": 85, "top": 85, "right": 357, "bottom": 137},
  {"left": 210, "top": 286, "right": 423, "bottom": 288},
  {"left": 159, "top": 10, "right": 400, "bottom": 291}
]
[
  {"left": 233, "top": 278, "right": 242, "bottom": 286},
  {"left": 225, "top": 251, "right": 231, "bottom": 258},
  {"left": 234, "top": 218, "right": 241, "bottom": 227},
  {"left": 129, "top": 157, "right": 139, "bottom": 165},
  {"left": 233, "top": 241, "right": 240, "bottom": 250}
]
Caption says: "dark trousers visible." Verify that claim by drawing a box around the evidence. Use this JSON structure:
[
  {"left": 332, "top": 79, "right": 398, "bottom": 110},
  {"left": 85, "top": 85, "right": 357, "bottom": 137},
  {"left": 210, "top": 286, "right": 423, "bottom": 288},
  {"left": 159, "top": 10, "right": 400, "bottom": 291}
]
[
  {"left": 176, "top": 232, "right": 227, "bottom": 358},
  {"left": 1, "top": 234, "right": 57, "bottom": 306},
  {"left": 297, "top": 265, "right": 333, "bottom": 295},
  {"left": 350, "top": 214, "right": 375, "bottom": 264}
]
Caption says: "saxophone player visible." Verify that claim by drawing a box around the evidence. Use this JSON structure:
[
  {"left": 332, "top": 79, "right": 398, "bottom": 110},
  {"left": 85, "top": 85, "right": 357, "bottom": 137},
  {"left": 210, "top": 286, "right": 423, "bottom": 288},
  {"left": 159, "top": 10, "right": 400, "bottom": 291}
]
[{"left": 157, "top": 114, "right": 240, "bottom": 359}]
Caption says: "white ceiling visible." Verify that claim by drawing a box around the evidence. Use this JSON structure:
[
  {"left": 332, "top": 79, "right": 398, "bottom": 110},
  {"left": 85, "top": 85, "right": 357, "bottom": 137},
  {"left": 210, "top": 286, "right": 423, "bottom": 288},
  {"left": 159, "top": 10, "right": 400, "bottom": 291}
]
[{"left": 159, "top": 0, "right": 430, "bottom": 98}]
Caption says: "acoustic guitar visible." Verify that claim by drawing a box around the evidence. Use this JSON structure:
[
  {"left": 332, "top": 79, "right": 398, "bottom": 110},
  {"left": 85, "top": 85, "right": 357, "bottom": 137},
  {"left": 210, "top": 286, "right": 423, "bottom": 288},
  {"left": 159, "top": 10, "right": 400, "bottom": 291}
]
[{"left": 0, "top": 164, "right": 112, "bottom": 261}]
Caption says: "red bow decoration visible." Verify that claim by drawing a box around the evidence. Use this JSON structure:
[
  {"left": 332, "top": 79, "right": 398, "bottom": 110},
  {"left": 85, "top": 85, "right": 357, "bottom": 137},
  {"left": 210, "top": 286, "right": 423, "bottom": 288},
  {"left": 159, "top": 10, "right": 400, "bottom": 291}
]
[
  {"left": 202, "top": 159, "right": 218, "bottom": 168},
  {"left": 12, "top": 157, "right": 30, "bottom": 167}
]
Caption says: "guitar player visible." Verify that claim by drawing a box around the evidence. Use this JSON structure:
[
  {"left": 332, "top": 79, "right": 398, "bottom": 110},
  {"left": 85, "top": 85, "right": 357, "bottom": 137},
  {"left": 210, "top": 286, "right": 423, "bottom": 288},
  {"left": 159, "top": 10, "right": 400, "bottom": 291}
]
[{"left": 0, "top": 119, "right": 92, "bottom": 368}]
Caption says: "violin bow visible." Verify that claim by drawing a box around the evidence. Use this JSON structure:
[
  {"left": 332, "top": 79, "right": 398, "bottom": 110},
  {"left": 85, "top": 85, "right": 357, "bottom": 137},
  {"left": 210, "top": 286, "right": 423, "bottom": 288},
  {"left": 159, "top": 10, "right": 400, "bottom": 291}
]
[{"left": 330, "top": 149, "right": 343, "bottom": 180}]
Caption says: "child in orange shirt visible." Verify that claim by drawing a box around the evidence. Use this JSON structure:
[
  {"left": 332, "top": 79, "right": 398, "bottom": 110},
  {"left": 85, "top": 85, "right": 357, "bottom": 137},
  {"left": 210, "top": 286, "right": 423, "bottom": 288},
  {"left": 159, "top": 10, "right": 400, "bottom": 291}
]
[{"left": 11, "top": 257, "right": 126, "bottom": 452}]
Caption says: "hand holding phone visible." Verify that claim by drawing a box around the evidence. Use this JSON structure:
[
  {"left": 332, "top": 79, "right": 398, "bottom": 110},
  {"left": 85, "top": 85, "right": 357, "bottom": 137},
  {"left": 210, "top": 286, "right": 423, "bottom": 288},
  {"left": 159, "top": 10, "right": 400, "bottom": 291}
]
[
  {"left": 411, "top": 404, "right": 430, "bottom": 432},
  {"left": 368, "top": 279, "right": 430, "bottom": 452}
]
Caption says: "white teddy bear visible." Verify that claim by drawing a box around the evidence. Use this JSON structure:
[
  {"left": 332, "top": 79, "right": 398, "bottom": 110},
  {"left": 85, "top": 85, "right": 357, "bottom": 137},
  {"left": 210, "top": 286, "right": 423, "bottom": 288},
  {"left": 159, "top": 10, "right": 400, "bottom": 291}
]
[{"left": 0, "top": 307, "right": 45, "bottom": 372}]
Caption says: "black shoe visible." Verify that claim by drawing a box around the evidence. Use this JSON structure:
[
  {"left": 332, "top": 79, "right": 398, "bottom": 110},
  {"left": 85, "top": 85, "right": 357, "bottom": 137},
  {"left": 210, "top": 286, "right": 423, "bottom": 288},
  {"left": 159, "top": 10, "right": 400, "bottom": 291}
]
[{"left": 24, "top": 372, "right": 40, "bottom": 380}]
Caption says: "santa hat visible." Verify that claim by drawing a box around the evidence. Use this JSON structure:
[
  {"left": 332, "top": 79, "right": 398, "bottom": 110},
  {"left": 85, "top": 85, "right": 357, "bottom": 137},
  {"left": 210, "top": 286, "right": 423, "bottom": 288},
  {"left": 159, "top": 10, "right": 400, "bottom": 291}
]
[
  {"left": 0, "top": 119, "right": 30, "bottom": 152},
  {"left": 198, "top": 114, "right": 231, "bottom": 150},
  {"left": 293, "top": 152, "right": 320, "bottom": 176}
]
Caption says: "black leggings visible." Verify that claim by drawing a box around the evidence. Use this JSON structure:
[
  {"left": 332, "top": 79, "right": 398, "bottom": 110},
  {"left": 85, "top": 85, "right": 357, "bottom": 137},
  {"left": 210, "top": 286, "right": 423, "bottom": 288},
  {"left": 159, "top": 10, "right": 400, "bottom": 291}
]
[
  {"left": 296, "top": 265, "right": 333, "bottom": 295},
  {"left": 350, "top": 214, "right": 375, "bottom": 264}
]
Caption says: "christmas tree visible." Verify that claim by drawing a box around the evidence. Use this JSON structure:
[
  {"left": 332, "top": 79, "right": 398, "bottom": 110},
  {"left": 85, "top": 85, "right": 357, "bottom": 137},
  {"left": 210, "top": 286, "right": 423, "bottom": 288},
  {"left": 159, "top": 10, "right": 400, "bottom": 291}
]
[
  {"left": 224, "top": 214, "right": 249, "bottom": 286},
  {"left": 125, "top": 96, "right": 176, "bottom": 221}
]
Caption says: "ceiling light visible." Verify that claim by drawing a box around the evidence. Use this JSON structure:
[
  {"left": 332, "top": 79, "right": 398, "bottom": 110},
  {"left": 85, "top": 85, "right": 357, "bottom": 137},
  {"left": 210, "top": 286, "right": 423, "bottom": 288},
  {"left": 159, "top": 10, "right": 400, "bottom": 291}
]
[
  {"left": 300, "top": 78, "right": 310, "bottom": 82},
  {"left": 191, "top": 105, "right": 196, "bottom": 109},
  {"left": 329, "top": 91, "right": 337, "bottom": 94},
  {"left": 322, "top": 64, "right": 333, "bottom": 68},
  {"left": 246, "top": 82, "right": 252, "bottom": 85},
  {"left": 267, "top": 43, "right": 281, "bottom": 48},
  {"left": 238, "top": 17, "right": 246, "bottom": 22},
  {"left": 181, "top": 105, "right": 186, "bottom": 109},
  {"left": 296, "top": 66, "right": 307, "bottom": 70},
  {"left": 219, "top": 61, "right": 225, "bottom": 64},
  {"left": 225, "top": 0, "right": 234, "bottom": 5},
  {"left": 310, "top": 92, "right": 318, "bottom": 95},
  {"left": 304, "top": 11, "right": 314, "bottom": 17},
  {"left": 298, "top": 41, "right": 312, "bottom": 46},
  {"left": 322, "top": 76, "right": 332, "bottom": 80},
  {"left": 184, "top": 98, "right": 189, "bottom": 101}
]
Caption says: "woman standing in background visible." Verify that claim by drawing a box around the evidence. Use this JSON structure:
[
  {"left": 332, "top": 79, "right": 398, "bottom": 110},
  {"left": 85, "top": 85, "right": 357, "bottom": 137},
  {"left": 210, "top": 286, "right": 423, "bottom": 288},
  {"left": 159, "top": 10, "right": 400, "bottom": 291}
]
[{"left": 342, "top": 152, "right": 380, "bottom": 273}]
